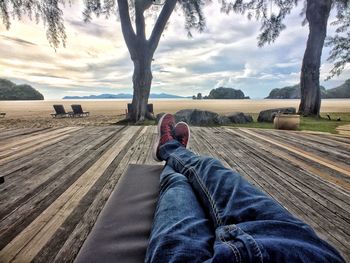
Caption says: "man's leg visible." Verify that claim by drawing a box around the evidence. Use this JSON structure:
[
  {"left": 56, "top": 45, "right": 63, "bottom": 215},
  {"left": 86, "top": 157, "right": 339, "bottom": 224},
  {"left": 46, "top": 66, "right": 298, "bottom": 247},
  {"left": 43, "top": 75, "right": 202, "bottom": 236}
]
[
  {"left": 159, "top": 140, "right": 345, "bottom": 263},
  {"left": 145, "top": 164, "right": 214, "bottom": 263}
]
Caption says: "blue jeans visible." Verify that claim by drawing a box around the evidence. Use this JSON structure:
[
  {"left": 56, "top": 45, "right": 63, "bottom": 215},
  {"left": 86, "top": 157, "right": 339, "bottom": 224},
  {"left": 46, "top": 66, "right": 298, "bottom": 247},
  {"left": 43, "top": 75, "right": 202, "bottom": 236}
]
[{"left": 145, "top": 140, "right": 345, "bottom": 263}]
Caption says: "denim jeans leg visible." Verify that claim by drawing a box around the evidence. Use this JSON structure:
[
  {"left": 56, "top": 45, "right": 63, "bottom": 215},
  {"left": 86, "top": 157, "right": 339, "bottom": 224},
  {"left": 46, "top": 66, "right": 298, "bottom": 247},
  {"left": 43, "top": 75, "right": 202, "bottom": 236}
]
[
  {"left": 145, "top": 164, "right": 214, "bottom": 263},
  {"left": 159, "top": 140, "right": 345, "bottom": 263}
]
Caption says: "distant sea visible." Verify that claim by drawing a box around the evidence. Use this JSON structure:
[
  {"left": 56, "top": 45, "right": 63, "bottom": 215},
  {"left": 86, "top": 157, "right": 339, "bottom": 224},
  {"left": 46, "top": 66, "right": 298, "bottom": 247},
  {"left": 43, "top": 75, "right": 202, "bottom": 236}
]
[{"left": 45, "top": 98, "right": 192, "bottom": 101}]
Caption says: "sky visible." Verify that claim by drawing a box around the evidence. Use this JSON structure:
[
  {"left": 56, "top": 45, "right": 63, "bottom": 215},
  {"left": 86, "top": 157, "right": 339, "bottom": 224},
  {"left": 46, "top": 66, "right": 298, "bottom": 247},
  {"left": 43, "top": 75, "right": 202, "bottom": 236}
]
[{"left": 0, "top": 1, "right": 349, "bottom": 99}]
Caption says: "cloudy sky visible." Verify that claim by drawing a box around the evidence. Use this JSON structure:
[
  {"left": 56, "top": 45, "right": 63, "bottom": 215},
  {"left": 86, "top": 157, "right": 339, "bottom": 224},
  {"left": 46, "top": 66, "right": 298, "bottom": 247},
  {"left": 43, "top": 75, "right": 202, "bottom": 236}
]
[{"left": 0, "top": 1, "right": 349, "bottom": 99}]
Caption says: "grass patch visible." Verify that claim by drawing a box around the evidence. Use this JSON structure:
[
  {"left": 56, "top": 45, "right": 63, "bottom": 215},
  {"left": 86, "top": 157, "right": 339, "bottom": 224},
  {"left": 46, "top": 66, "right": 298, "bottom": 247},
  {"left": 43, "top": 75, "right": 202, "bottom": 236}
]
[
  {"left": 115, "top": 118, "right": 156, "bottom": 126},
  {"left": 228, "top": 121, "right": 274, "bottom": 129},
  {"left": 300, "top": 113, "right": 350, "bottom": 133},
  {"left": 228, "top": 112, "right": 350, "bottom": 134}
]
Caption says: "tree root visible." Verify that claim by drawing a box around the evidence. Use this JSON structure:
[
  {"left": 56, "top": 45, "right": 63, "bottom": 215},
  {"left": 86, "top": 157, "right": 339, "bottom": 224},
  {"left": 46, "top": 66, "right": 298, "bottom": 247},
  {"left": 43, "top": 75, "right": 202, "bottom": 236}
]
[{"left": 115, "top": 111, "right": 155, "bottom": 125}]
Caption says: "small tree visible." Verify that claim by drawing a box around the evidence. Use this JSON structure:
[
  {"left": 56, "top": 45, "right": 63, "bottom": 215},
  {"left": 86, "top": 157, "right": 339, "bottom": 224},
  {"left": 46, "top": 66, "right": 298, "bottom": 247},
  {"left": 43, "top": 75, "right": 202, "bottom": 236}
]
[
  {"left": 1, "top": 0, "right": 207, "bottom": 123},
  {"left": 222, "top": 0, "right": 349, "bottom": 116},
  {"left": 325, "top": 6, "right": 350, "bottom": 79}
]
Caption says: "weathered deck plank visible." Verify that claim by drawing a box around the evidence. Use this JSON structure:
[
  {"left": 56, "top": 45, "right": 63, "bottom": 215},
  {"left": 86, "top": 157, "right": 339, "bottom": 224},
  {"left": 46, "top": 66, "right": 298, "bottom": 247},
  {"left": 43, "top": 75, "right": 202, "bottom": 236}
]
[
  {"left": 0, "top": 127, "right": 83, "bottom": 165},
  {"left": 48, "top": 126, "right": 150, "bottom": 262},
  {"left": 0, "top": 127, "right": 54, "bottom": 145},
  {"left": 0, "top": 127, "right": 126, "bottom": 250},
  {"left": 34, "top": 126, "right": 144, "bottom": 262},
  {"left": 0, "top": 126, "right": 140, "bottom": 262},
  {"left": 253, "top": 129, "right": 350, "bottom": 167},
  {"left": 240, "top": 129, "right": 350, "bottom": 178},
  {"left": 234, "top": 128, "right": 350, "bottom": 190},
  {"left": 0, "top": 127, "right": 120, "bottom": 216},
  {"left": 0, "top": 126, "right": 349, "bottom": 262}
]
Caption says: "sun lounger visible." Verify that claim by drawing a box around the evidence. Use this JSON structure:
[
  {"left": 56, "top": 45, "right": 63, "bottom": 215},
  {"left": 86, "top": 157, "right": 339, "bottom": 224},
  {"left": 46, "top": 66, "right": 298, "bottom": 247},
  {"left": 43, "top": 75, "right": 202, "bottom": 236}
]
[
  {"left": 74, "top": 164, "right": 163, "bottom": 263},
  {"left": 0, "top": 113, "right": 6, "bottom": 118},
  {"left": 71, "top": 104, "right": 89, "bottom": 117},
  {"left": 51, "top": 105, "right": 73, "bottom": 118}
]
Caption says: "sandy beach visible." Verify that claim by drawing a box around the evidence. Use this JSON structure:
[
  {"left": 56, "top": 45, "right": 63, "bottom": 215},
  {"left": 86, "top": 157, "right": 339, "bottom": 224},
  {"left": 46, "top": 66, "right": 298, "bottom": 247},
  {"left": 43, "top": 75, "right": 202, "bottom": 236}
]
[{"left": 0, "top": 99, "right": 349, "bottom": 128}]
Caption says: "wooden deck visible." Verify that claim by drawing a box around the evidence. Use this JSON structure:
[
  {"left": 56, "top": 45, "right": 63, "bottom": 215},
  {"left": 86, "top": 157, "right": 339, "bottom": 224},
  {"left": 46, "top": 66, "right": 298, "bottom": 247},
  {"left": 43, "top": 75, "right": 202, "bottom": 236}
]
[
  {"left": 338, "top": 124, "right": 350, "bottom": 137},
  {"left": 0, "top": 126, "right": 349, "bottom": 262}
]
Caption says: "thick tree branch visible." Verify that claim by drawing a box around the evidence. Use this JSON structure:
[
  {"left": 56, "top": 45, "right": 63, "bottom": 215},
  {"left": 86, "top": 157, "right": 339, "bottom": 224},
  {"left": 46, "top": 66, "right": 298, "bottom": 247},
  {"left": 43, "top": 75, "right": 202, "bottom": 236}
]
[
  {"left": 149, "top": 0, "right": 177, "bottom": 53},
  {"left": 117, "top": 0, "right": 137, "bottom": 53},
  {"left": 135, "top": 5, "right": 146, "bottom": 40}
]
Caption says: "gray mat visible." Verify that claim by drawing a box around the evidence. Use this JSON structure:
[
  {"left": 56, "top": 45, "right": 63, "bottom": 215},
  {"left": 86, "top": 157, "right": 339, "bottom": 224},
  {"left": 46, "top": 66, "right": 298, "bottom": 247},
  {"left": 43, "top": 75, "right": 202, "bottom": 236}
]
[{"left": 75, "top": 164, "right": 163, "bottom": 263}]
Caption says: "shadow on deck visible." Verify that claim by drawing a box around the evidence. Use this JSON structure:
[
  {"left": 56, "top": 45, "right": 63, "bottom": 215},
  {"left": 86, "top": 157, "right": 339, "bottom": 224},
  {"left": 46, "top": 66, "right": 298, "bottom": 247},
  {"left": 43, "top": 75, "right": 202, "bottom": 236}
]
[{"left": 0, "top": 126, "right": 349, "bottom": 262}]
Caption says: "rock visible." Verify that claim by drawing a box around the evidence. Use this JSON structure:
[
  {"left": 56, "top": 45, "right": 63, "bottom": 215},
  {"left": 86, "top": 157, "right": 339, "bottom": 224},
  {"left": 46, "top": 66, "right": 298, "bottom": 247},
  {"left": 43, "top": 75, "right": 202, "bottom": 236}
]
[
  {"left": 158, "top": 110, "right": 253, "bottom": 126},
  {"left": 258, "top": 107, "right": 296, "bottom": 122},
  {"left": 208, "top": 87, "right": 247, "bottom": 99},
  {"left": 217, "top": 116, "right": 231, "bottom": 125},
  {"left": 156, "top": 112, "right": 166, "bottom": 123},
  {"left": 174, "top": 109, "right": 224, "bottom": 126},
  {"left": 226, "top": 112, "right": 253, "bottom": 124}
]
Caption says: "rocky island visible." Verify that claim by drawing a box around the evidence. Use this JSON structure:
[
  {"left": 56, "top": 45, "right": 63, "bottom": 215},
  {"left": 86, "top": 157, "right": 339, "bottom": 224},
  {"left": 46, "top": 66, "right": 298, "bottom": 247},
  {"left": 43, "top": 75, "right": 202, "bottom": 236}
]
[
  {"left": 0, "top": 78, "right": 44, "bottom": 100},
  {"left": 193, "top": 87, "right": 250, "bottom": 99},
  {"left": 266, "top": 79, "right": 350, "bottom": 99}
]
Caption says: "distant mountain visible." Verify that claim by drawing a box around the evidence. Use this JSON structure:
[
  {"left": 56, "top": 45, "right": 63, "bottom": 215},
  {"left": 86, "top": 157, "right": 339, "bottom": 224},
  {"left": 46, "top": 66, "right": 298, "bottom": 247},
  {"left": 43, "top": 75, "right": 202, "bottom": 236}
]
[
  {"left": 264, "top": 82, "right": 350, "bottom": 99},
  {"left": 63, "top": 93, "right": 189, "bottom": 99},
  {"left": 150, "top": 93, "right": 189, "bottom": 99},
  {"left": 323, "top": 79, "right": 350, "bottom": 98},
  {"left": 0, "top": 78, "right": 44, "bottom": 100},
  {"left": 266, "top": 84, "right": 300, "bottom": 99},
  {"left": 63, "top": 93, "right": 132, "bottom": 99}
]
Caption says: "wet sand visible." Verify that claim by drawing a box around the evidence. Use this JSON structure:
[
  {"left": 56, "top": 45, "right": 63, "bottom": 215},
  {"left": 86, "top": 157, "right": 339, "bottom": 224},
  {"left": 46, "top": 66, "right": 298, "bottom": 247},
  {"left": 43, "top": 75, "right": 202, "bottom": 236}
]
[{"left": 0, "top": 99, "right": 349, "bottom": 128}]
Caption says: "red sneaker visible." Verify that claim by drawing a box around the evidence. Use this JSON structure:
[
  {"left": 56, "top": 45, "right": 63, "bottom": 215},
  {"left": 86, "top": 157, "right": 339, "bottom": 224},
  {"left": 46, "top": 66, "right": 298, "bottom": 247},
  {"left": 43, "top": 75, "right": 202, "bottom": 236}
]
[
  {"left": 174, "top": 122, "right": 190, "bottom": 148},
  {"left": 152, "top": 114, "right": 176, "bottom": 161}
]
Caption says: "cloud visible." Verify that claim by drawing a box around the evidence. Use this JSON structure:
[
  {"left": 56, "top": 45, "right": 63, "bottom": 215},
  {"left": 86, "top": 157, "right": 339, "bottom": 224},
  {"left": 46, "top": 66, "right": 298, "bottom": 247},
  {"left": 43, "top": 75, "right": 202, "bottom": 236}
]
[
  {"left": 0, "top": 35, "right": 37, "bottom": 46},
  {"left": 67, "top": 19, "right": 117, "bottom": 39},
  {"left": 0, "top": 1, "right": 349, "bottom": 99}
]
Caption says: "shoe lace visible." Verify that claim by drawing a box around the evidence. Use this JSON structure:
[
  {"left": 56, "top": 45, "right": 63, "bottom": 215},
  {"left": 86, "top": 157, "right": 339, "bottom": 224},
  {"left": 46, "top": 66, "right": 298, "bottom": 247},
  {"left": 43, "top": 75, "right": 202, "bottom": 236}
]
[{"left": 160, "top": 123, "right": 174, "bottom": 144}]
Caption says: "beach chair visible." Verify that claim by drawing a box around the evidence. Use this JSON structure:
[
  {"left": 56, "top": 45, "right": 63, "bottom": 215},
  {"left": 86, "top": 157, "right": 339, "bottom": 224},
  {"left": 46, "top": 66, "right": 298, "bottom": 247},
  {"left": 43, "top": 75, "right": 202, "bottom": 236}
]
[
  {"left": 75, "top": 164, "right": 162, "bottom": 263},
  {"left": 71, "top": 104, "right": 89, "bottom": 117},
  {"left": 51, "top": 105, "right": 73, "bottom": 118},
  {"left": 0, "top": 113, "right": 6, "bottom": 118}
]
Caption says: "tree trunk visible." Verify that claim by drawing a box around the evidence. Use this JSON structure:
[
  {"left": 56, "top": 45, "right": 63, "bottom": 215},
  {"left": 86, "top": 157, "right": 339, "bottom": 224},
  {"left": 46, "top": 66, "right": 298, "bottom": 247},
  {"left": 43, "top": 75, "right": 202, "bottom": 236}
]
[
  {"left": 117, "top": 0, "right": 177, "bottom": 123},
  {"left": 129, "top": 56, "right": 153, "bottom": 122},
  {"left": 298, "top": 0, "right": 332, "bottom": 117}
]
